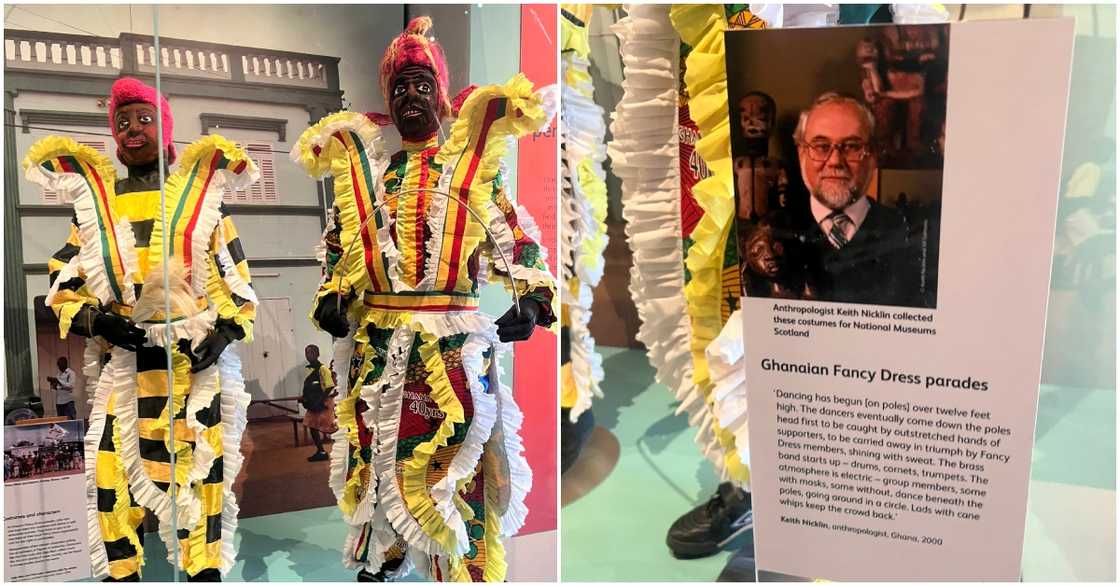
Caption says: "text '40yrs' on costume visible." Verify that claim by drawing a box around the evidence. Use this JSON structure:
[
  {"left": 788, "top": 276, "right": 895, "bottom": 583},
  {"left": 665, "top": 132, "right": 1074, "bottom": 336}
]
[
  {"left": 25, "top": 78, "right": 260, "bottom": 581},
  {"left": 291, "top": 19, "right": 559, "bottom": 583}
]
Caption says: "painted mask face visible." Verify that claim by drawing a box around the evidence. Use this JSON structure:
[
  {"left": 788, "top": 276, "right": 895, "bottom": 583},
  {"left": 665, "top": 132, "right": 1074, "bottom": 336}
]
[
  {"left": 114, "top": 102, "right": 161, "bottom": 168},
  {"left": 739, "top": 94, "right": 774, "bottom": 141},
  {"left": 390, "top": 65, "right": 441, "bottom": 141}
]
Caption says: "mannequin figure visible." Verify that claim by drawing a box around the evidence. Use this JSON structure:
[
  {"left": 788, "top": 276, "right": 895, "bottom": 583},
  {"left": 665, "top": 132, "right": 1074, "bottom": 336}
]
[
  {"left": 292, "top": 17, "right": 557, "bottom": 583},
  {"left": 27, "top": 77, "right": 259, "bottom": 582}
]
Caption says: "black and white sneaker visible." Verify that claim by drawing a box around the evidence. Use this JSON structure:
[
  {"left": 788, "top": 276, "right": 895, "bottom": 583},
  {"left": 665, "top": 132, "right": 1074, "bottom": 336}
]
[{"left": 666, "top": 482, "right": 752, "bottom": 559}]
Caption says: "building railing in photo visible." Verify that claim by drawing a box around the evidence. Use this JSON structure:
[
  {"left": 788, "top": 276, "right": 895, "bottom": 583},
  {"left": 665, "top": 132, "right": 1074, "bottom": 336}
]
[
  {"left": 4, "top": 28, "right": 345, "bottom": 395},
  {"left": 4, "top": 29, "right": 340, "bottom": 92}
]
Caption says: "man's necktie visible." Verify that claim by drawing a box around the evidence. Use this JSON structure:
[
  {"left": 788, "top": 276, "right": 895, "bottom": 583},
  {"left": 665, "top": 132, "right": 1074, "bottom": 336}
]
[{"left": 827, "top": 211, "right": 852, "bottom": 249}]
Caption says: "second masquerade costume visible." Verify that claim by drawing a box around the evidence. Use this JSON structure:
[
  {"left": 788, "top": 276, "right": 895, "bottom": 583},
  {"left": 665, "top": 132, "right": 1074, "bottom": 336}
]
[
  {"left": 559, "top": 4, "right": 609, "bottom": 468},
  {"left": 26, "top": 78, "right": 259, "bottom": 580},
  {"left": 291, "top": 17, "right": 557, "bottom": 582}
]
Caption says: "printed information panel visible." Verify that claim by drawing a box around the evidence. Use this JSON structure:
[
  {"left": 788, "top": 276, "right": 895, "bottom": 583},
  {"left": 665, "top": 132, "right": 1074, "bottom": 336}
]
[
  {"left": 4, "top": 420, "right": 90, "bottom": 582},
  {"left": 731, "top": 19, "right": 1075, "bottom": 580}
]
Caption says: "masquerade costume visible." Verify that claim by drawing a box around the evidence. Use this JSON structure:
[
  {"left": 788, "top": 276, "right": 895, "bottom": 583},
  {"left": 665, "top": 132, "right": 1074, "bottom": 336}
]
[
  {"left": 292, "top": 17, "right": 557, "bottom": 582},
  {"left": 26, "top": 78, "right": 259, "bottom": 581},
  {"left": 559, "top": 5, "right": 608, "bottom": 447},
  {"left": 611, "top": 3, "right": 755, "bottom": 489}
]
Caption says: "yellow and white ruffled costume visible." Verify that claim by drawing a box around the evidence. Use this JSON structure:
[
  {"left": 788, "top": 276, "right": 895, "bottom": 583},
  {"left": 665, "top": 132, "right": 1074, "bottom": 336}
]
[
  {"left": 26, "top": 135, "right": 259, "bottom": 580},
  {"left": 560, "top": 4, "right": 610, "bottom": 421}
]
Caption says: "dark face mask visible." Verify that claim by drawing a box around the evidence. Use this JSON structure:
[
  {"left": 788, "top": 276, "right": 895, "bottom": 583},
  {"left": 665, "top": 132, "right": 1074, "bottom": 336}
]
[
  {"left": 114, "top": 103, "right": 162, "bottom": 169},
  {"left": 390, "top": 65, "right": 441, "bottom": 141}
]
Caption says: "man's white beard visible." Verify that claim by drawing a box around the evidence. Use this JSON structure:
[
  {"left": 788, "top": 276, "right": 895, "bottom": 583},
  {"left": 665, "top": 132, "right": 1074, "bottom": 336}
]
[{"left": 814, "top": 179, "right": 859, "bottom": 210}]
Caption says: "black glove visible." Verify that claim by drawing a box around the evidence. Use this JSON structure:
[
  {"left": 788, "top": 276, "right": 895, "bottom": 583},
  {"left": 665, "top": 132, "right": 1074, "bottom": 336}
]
[
  {"left": 73, "top": 306, "right": 147, "bottom": 351},
  {"left": 314, "top": 292, "right": 352, "bottom": 339},
  {"left": 495, "top": 297, "right": 543, "bottom": 343},
  {"left": 184, "top": 320, "right": 243, "bottom": 373}
]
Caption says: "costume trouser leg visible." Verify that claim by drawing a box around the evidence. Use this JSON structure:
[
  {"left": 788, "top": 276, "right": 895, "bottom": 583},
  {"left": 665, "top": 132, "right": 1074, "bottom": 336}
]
[
  {"left": 90, "top": 345, "right": 226, "bottom": 581},
  {"left": 339, "top": 329, "right": 515, "bottom": 582},
  {"left": 94, "top": 392, "right": 147, "bottom": 581}
]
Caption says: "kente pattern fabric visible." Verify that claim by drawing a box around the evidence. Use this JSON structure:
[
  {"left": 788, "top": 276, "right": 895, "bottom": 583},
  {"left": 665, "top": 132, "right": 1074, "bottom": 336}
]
[
  {"left": 27, "top": 135, "right": 258, "bottom": 580},
  {"left": 291, "top": 75, "right": 557, "bottom": 582}
]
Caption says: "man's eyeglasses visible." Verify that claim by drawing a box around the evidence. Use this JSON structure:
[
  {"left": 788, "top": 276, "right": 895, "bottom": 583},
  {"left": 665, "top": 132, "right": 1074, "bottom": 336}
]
[{"left": 799, "top": 141, "right": 869, "bottom": 162}]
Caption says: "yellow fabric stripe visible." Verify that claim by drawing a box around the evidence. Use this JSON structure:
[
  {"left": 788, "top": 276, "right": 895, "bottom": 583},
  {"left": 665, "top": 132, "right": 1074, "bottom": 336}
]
[
  {"left": 142, "top": 459, "right": 171, "bottom": 484},
  {"left": 201, "top": 482, "right": 224, "bottom": 517},
  {"left": 113, "top": 190, "right": 160, "bottom": 220},
  {"left": 138, "top": 417, "right": 194, "bottom": 442},
  {"left": 397, "top": 152, "right": 423, "bottom": 288},
  {"left": 433, "top": 188, "right": 459, "bottom": 290},
  {"left": 94, "top": 451, "right": 121, "bottom": 489},
  {"left": 180, "top": 526, "right": 222, "bottom": 576},
  {"left": 108, "top": 556, "right": 141, "bottom": 579},
  {"left": 97, "top": 511, "right": 132, "bottom": 543},
  {"left": 203, "top": 423, "right": 224, "bottom": 458},
  {"left": 220, "top": 214, "right": 240, "bottom": 241},
  {"left": 135, "top": 370, "right": 169, "bottom": 399},
  {"left": 50, "top": 287, "right": 95, "bottom": 339},
  {"left": 363, "top": 292, "right": 479, "bottom": 311},
  {"left": 341, "top": 132, "right": 392, "bottom": 292},
  {"left": 560, "top": 362, "right": 577, "bottom": 410},
  {"left": 337, "top": 341, "right": 375, "bottom": 516}
]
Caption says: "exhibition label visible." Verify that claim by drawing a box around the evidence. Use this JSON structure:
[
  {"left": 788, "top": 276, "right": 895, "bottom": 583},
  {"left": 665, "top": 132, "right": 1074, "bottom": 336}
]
[
  {"left": 732, "top": 19, "right": 1075, "bottom": 581},
  {"left": 4, "top": 420, "right": 91, "bottom": 582}
]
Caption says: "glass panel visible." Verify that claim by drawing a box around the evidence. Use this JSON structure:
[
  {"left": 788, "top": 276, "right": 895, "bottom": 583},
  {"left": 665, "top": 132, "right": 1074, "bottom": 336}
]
[
  {"left": 5, "top": 3, "right": 559, "bottom": 582},
  {"left": 4, "top": 4, "right": 183, "bottom": 582}
]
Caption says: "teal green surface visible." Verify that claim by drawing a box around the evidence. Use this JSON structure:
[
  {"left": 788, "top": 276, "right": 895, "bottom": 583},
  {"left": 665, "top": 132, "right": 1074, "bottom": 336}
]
[
  {"left": 562, "top": 346, "right": 742, "bottom": 582},
  {"left": 128, "top": 507, "right": 425, "bottom": 582},
  {"left": 562, "top": 347, "right": 1116, "bottom": 582},
  {"left": 1030, "top": 384, "right": 1115, "bottom": 490}
]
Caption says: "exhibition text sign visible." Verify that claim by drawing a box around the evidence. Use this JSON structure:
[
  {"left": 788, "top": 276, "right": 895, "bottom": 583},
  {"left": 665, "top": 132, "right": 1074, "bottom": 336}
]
[
  {"left": 4, "top": 420, "right": 91, "bottom": 582},
  {"left": 729, "top": 19, "right": 1075, "bottom": 580}
]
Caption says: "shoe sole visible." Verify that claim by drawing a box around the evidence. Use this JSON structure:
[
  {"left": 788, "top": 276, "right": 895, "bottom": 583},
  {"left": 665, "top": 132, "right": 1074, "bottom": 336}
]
[
  {"left": 667, "top": 511, "right": 753, "bottom": 559},
  {"left": 666, "top": 535, "right": 721, "bottom": 559}
]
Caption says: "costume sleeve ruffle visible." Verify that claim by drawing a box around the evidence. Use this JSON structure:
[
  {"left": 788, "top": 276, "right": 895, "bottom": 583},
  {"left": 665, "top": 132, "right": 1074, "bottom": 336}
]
[
  {"left": 206, "top": 209, "right": 259, "bottom": 343},
  {"left": 291, "top": 112, "right": 392, "bottom": 327},
  {"left": 25, "top": 136, "right": 137, "bottom": 310},
  {"left": 610, "top": 5, "right": 705, "bottom": 428},
  {"left": 435, "top": 74, "right": 559, "bottom": 323},
  {"left": 162, "top": 135, "right": 259, "bottom": 303},
  {"left": 671, "top": 3, "right": 751, "bottom": 483},
  {"left": 561, "top": 8, "right": 610, "bottom": 419},
  {"left": 707, "top": 309, "right": 750, "bottom": 487}
]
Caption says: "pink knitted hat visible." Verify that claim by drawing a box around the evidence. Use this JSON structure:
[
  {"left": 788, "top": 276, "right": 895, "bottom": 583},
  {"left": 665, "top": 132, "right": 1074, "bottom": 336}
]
[{"left": 108, "top": 77, "right": 176, "bottom": 164}]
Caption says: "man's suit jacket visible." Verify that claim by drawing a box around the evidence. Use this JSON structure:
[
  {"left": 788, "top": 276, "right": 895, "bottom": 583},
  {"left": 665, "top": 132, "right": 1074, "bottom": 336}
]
[{"left": 779, "top": 196, "right": 933, "bottom": 308}]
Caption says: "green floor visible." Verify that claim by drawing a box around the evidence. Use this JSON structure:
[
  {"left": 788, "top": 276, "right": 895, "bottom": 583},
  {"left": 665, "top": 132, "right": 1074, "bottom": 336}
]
[
  {"left": 130, "top": 507, "right": 425, "bottom": 582},
  {"left": 561, "top": 346, "right": 1116, "bottom": 582}
]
